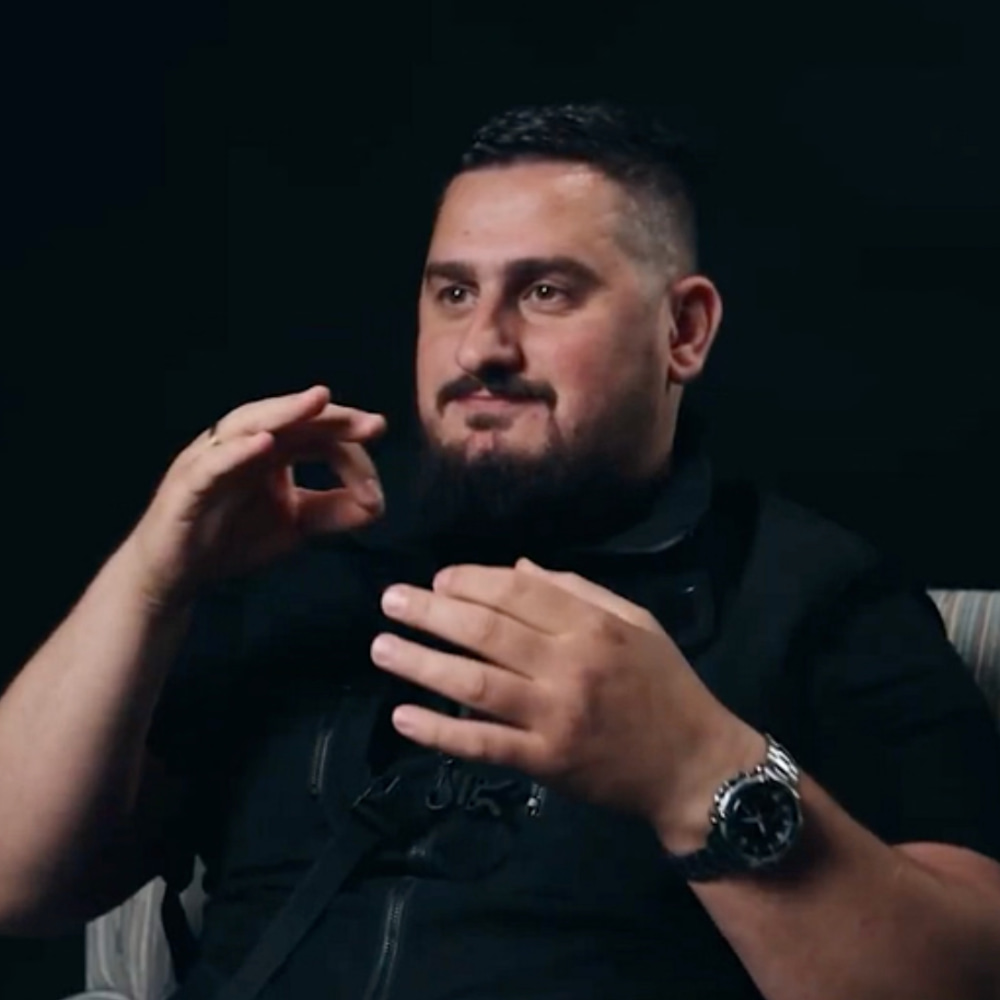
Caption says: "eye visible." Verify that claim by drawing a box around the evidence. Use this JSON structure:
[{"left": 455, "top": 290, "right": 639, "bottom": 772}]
[
  {"left": 436, "top": 285, "right": 472, "bottom": 306},
  {"left": 527, "top": 283, "right": 566, "bottom": 303}
]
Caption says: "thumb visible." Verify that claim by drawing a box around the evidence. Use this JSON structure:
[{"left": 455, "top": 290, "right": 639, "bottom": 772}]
[{"left": 297, "top": 487, "right": 384, "bottom": 535}]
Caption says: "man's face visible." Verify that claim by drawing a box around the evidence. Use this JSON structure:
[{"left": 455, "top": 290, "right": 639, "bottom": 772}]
[{"left": 416, "top": 161, "right": 675, "bottom": 480}]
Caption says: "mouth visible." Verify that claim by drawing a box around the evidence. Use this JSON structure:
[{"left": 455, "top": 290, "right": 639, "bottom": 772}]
[{"left": 453, "top": 393, "right": 541, "bottom": 409}]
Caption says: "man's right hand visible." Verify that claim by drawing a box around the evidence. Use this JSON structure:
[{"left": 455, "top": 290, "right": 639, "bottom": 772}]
[{"left": 125, "top": 385, "right": 387, "bottom": 611}]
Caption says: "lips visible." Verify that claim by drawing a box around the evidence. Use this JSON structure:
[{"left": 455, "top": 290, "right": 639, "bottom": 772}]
[{"left": 457, "top": 393, "right": 537, "bottom": 404}]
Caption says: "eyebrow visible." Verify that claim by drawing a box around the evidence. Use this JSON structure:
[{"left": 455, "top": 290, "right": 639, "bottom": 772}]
[{"left": 423, "top": 256, "right": 602, "bottom": 289}]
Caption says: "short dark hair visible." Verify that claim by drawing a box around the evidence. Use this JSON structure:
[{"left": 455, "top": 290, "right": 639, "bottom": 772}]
[{"left": 448, "top": 101, "right": 701, "bottom": 274}]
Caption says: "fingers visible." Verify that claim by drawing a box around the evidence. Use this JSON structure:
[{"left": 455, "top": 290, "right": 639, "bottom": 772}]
[
  {"left": 388, "top": 704, "right": 541, "bottom": 770},
  {"left": 296, "top": 486, "right": 382, "bottom": 534},
  {"left": 215, "top": 386, "right": 330, "bottom": 438},
  {"left": 216, "top": 393, "right": 388, "bottom": 501},
  {"left": 379, "top": 584, "right": 547, "bottom": 677},
  {"left": 287, "top": 405, "right": 388, "bottom": 443},
  {"left": 370, "top": 632, "right": 535, "bottom": 727},
  {"left": 431, "top": 564, "right": 584, "bottom": 636},
  {"left": 515, "top": 558, "right": 653, "bottom": 629},
  {"left": 269, "top": 425, "right": 384, "bottom": 517},
  {"left": 167, "top": 386, "right": 390, "bottom": 536},
  {"left": 323, "top": 441, "right": 384, "bottom": 513},
  {"left": 170, "top": 430, "right": 277, "bottom": 502},
  {"left": 178, "top": 387, "right": 387, "bottom": 486},
  {"left": 270, "top": 420, "right": 382, "bottom": 487},
  {"left": 205, "top": 386, "right": 387, "bottom": 448},
  {"left": 312, "top": 438, "right": 383, "bottom": 509}
]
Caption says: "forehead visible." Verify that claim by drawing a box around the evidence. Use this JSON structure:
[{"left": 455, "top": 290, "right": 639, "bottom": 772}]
[{"left": 428, "top": 162, "right": 630, "bottom": 267}]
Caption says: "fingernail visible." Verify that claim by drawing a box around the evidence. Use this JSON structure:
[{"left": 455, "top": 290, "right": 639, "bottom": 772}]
[
  {"left": 393, "top": 707, "right": 417, "bottom": 734},
  {"left": 371, "top": 633, "right": 396, "bottom": 662},
  {"left": 382, "top": 587, "right": 407, "bottom": 614},
  {"left": 361, "top": 478, "right": 384, "bottom": 508}
]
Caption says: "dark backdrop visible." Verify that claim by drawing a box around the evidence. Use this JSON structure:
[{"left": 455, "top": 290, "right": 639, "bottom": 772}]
[{"left": 2, "top": 0, "right": 999, "bottom": 994}]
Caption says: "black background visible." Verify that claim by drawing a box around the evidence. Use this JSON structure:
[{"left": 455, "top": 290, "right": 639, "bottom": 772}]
[{"left": 2, "top": 0, "right": 999, "bottom": 994}]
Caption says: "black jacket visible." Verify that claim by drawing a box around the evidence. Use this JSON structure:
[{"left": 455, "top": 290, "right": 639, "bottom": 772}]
[{"left": 149, "top": 425, "right": 1000, "bottom": 999}]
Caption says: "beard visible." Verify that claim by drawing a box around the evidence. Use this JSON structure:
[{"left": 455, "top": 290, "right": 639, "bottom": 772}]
[{"left": 409, "top": 400, "right": 671, "bottom": 565}]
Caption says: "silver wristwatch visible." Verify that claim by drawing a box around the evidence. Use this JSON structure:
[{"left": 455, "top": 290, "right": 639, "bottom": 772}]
[{"left": 667, "top": 734, "right": 804, "bottom": 882}]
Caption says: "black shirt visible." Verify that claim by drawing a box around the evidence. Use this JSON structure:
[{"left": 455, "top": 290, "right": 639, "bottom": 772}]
[{"left": 148, "top": 427, "right": 1000, "bottom": 999}]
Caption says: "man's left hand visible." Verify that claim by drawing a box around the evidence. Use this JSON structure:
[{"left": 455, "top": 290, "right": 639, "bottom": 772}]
[{"left": 372, "top": 558, "right": 764, "bottom": 847}]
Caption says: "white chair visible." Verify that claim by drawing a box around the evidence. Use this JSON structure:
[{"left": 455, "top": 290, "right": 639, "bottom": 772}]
[{"left": 61, "top": 857, "right": 207, "bottom": 1000}]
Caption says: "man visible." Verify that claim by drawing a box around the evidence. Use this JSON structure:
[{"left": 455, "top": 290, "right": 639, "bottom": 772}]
[{"left": 0, "top": 103, "right": 998, "bottom": 999}]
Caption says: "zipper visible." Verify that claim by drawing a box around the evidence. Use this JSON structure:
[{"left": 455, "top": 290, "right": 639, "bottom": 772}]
[
  {"left": 525, "top": 781, "right": 547, "bottom": 818},
  {"left": 308, "top": 683, "right": 357, "bottom": 797},
  {"left": 361, "top": 876, "right": 417, "bottom": 1000},
  {"left": 308, "top": 721, "right": 335, "bottom": 797},
  {"left": 423, "top": 702, "right": 470, "bottom": 810}
]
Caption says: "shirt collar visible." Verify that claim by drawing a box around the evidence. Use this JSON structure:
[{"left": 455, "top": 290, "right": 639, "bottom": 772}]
[{"left": 562, "top": 409, "right": 713, "bottom": 557}]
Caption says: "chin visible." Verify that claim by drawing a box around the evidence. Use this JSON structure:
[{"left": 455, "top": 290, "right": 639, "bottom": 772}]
[{"left": 457, "top": 426, "right": 551, "bottom": 460}]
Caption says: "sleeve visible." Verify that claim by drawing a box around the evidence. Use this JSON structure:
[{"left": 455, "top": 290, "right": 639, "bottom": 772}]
[
  {"left": 144, "top": 581, "right": 259, "bottom": 888},
  {"left": 146, "top": 581, "right": 251, "bottom": 778},
  {"left": 802, "top": 563, "right": 1000, "bottom": 863},
  {"left": 143, "top": 543, "right": 374, "bottom": 885}
]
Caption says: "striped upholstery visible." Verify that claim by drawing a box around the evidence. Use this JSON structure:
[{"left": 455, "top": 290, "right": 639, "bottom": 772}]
[
  {"left": 63, "top": 859, "right": 207, "bottom": 1000},
  {"left": 928, "top": 590, "right": 1000, "bottom": 727},
  {"left": 62, "top": 589, "right": 1000, "bottom": 1000}
]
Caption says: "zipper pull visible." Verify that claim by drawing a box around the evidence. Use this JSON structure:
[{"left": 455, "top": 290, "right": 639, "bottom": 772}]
[
  {"left": 525, "top": 782, "right": 547, "bottom": 818},
  {"left": 425, "top": 755, "right": 456, "bottom": 811}
]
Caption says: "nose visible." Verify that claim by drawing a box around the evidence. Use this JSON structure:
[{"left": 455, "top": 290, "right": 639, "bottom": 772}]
[{"left": 455, "top": 301, "right": 524, "bottom": 376}]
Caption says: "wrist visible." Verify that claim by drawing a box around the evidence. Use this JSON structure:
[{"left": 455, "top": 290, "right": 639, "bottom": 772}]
[
  {"left": 110, "top": 535, "right": 195, "bottom": 624},
  {"left": 653, "top": 719, "right": 767, "bottom": 855}
]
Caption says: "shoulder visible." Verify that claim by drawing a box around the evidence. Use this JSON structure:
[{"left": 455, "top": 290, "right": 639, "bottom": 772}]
[
  {"left": 740, "top": 491, "right": 961, "bottom": 693},
  {"left": 749, "top": 487, "right": 881, "bottom": 575},
  {"left": 711, "top": 480, "right": 892, "bottom": 610},
  {"left": 707, "top": 482, "right": 964, "bottom": 682}
]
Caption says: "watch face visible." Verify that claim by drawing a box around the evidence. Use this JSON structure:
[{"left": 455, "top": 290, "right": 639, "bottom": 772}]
[{"left": 719, "top": 778, "right": 802, "bottom": 866}]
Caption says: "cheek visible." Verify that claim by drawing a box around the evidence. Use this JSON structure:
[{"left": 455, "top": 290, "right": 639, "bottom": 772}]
[
  {"left": 415, "top": 330, "right": 448, "bottom": 413},
  {"left": 547, "top": 328, "right": 664, "bottom": 438},
  {"left": 559, "top": 352, "right": 613, "bottom": 400},
  {"left": 547, "top": 331, "right": 636, "bottom": 414}
]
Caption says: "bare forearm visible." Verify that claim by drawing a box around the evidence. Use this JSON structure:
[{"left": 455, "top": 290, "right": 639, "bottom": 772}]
[
  {"left": 681, "top": 775, "right": 1000, "bottom": 1000},
  {"left": 0, "top": 537, "right": 189, "bottom": 906}
]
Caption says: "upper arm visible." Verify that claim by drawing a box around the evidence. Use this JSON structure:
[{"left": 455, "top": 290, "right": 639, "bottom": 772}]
[
  {"left": 74, "top": 748, "right": 194, "bottom": 921},
  {"left": 898, "top": 841, "right": 1000, "bottom": 900},
  {"left": 7, "top": 579, "right": 260, "bottom": 938},
  {"left": 802, "top": 570, "right": 1000, "bottom": 864},
  {"left": 0, "top": 748, "right": 192, "bottom": 938}
]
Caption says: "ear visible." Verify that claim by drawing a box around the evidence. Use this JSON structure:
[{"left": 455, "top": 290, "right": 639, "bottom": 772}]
[{"left": 666, "top": 275, "right": 723, "bottom": 385}]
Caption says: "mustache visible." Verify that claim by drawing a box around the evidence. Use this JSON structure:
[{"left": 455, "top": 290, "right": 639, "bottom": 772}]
[{"left": 438, "top": 373, "right": 556, "bottom": 409}]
